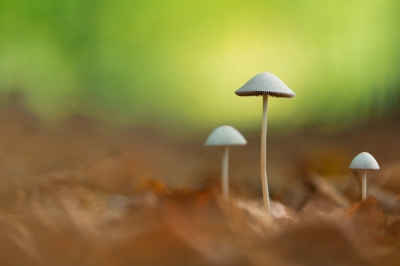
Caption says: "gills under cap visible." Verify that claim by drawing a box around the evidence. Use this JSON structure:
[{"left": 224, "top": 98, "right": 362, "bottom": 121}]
[
  {"left": 205, "top": 125, "right": 247, "bottom": 146},
  {"left": 349, "top": 152, "right": 380, "bottom": 170},
  {"left": 235, "top": 72, "right": 295, "bottom": 98}
]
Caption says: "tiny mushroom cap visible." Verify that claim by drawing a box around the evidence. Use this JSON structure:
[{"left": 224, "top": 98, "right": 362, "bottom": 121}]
[
  {"left": 205, "top": 125, "right": 247, "bottom": 146},
  {"left": 349, "top": 152, "right": 380, "bottom": 170},
  {"left": 235, "top": 72, "right": 295, "bottom": 98}
]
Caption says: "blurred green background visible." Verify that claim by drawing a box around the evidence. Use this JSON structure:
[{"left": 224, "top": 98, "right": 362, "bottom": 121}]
[{"left": 0, "top": 0, "right": 399, "bottom": 132}]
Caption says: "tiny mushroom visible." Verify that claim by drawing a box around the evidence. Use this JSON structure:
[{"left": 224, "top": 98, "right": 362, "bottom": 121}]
[
  {"left": 205, "top": 125, "right": 247, "bottom": 200},
  {"left": 349, "top": 152, "right": 380, "bottom": 200},
  {"left": 235, "top": 72, "right": 295, "bottom": 214}
]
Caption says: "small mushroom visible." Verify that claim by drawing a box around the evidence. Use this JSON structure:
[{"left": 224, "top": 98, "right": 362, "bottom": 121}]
[
  {"left": 235, "top": 72, "right": 295, "bottom": 214},
  {"left": 349, "top": 152, "right": 380, "bottom": 200},
  {"left": 205, "top": 125, "right": 247, "bottom": 200}
]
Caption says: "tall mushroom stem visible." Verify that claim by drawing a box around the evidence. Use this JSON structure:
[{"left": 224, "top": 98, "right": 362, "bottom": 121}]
[
  {"left": 261, "top": 94, "right": 271, "bottom": 214},
  {"left": 362, "top": 170, "right": 367, "bottom": 200},
  {"left": 222, "top": 146, "right": 229, "bottom": 200}
]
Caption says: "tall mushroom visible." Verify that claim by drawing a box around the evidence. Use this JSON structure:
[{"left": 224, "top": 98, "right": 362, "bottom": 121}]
[
  {"left": 205, "top": 125, "right": 247, "bottom": 200},
  {"left": 235, "top": 72, "right": 295, "bottom": 214},
  {"left": 349, "top": 152, "right": 379, "bottom": 200}
]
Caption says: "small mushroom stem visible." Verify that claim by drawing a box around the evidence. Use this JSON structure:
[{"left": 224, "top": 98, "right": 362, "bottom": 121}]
[
  {"left": 222, "top": 146, "right": 229, "bottom": 200},
  {"left": 261, "top": 94, "right": 271, "bottom": 214},
  {"left": 362, "top": 170, "right": 367, "bottom": 200}
]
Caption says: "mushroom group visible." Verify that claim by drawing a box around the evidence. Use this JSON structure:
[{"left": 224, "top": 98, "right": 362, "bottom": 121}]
[{"left": 200, "top": 69, "right": 387, "bottom": 221}]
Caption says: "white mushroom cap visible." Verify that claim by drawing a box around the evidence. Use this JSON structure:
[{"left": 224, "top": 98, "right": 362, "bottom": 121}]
[
  {"left": 205, "top": 125, "right": 247, "bottom": 146},
  {"left": 349, "top": 152, "right": 380, "bottom": 170},
  {"left": 235, "top": 72, "right": 295, "bottom": 98}
]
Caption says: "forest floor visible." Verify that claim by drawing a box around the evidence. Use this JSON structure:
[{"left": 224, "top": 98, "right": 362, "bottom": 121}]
[{"left": 0, "top": 104, "right": 399, "bottom": 265}]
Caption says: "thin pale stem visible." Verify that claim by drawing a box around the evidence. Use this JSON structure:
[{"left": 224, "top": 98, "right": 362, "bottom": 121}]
[
  {"left": 222, "top": 146, "right": 229, "bottom": 200},
  {"left": 261, "top": 94, "right": 271, "bottom": 214},
  {"left": 362, "top": 170, "right": 367, "bottom": 200}
]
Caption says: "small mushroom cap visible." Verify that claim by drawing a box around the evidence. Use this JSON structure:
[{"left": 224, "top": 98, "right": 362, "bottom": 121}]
[
  {"left": 349, "top": 152, "right": 380, "bottom": 170},
  {"left": 235, "top": 72, "right": 295, "bottom": 97},
  {"left": 205, "top": 125, "right": 247, "bottom": 146}
]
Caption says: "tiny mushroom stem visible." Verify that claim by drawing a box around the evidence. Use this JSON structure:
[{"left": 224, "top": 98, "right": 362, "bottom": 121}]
[
  {"left": 261, "top": 94, "right": 270, "bottom": 212},
  {"left": 222, "top": 146, "right": 229, "bottom": 200},
  {"left": 349, "top": 152, "right": 379, "bottom": 201},
  {"left": 362, "top": 170, "right": 367, "bottom": 200},
  {"left": 205, "top": 125, "right": 247, "bottom": 201},
  {"left": 235, "top": 72, "right": 295, "bottom": 214}
]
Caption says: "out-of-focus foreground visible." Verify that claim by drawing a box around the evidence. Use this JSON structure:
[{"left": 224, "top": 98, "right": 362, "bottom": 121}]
[{"left": 0, "top": 104, "right": 399, "bottom": 265}]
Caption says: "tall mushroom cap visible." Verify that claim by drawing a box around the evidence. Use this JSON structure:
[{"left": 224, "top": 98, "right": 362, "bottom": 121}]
[
  {"left": 235, "top": 72, "right": 295, "bottom": 98},
  {"left": 349, "top": 152, "right": 380, "bottom": 170},
  {"left": 205, "top": 125, "right": 247, "bottom": 146}
]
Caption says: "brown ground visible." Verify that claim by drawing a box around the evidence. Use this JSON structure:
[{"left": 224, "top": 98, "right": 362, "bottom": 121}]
[{"left": 0, "top": 103, "right": 399, "bottom": 265}]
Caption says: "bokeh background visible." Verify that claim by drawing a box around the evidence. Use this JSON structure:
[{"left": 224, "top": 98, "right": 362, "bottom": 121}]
[{"left": 1, "top": 0, "right": 400, "bottom": 132}]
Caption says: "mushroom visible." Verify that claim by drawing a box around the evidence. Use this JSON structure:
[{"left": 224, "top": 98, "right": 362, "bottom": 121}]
[
  {"left": 235, "top": 72, "right": 295, "bottom": 214},
  {"left": 205, "top": 125, "right": 247, "bottom": 200},
  {"left": 349, "top": 152, "right": 379, "bottom": 200}
]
